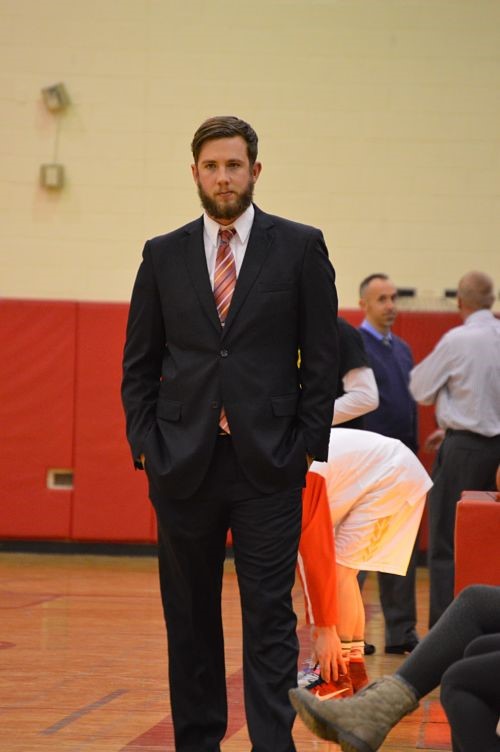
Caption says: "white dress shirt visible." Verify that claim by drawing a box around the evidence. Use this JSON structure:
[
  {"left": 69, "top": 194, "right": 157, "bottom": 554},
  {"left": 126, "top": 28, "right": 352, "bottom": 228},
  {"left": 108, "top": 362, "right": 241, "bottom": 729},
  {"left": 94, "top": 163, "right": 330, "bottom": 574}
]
[
  {"left": 203, "top": 204, "right": 254, "bottom": 288},
  {"left": 409, "top": 309, "right": 500, "bottom": 437},
  {"left": 332, "top": 367, "right": 379, "bottom": 425}
]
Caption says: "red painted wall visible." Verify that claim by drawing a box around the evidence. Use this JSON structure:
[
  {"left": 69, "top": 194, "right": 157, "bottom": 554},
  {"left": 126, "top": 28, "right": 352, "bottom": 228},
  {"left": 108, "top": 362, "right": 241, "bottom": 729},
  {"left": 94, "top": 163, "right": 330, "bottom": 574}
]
[
  {"left": 71, "top": 303, "right": 156, "bottom": 542},
  {"left": 0, "top": 300, "right": 76, "bottom": 538},
  {"left": 0, "top": 299, "right": 461, "bottom": 544}
]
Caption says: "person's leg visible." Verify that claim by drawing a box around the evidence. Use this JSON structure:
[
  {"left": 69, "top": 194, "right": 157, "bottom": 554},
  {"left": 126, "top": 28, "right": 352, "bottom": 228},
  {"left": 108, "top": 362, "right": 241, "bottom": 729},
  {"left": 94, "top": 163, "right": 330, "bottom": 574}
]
[
  {"left": 357, "top": 570, "right": 368, "bottom": 588},
  {"left": 300, "top": 563, "right": 364, "bottom": 699},
  {"left": 379, "top": 541, "right": 419, "bottom": 651},
  {"left": 352, "top": 573, "right": 365, "bottom": 642},
  {"left": 440, "top": 645, "right": 500, "bottom": 752},
  {"left": 336, "top": 564, "right": 364, "bottom": 644},
  {"left": 427, "top": 436, "right": 456, "bottom": 627},
  {"left": 428, "top": 432, "right": 500, "bottom": 627},
  {"left": 336, "top": 564, "right": 368, "bottom": 692},
  {"left": 156, "top": 496, "right": 229, "bottom": 752},
  {"left": 398, "top": 585, "right": 500, "bottom": 697},
  {"left": 231, "top": 487, "right": 302, "bottom": 752},
  {"left": 464, "top": 633, "right": 500, "bottom": 657},
  {"left": 152, "top": 436, "right": 247, "bottom": 752}
]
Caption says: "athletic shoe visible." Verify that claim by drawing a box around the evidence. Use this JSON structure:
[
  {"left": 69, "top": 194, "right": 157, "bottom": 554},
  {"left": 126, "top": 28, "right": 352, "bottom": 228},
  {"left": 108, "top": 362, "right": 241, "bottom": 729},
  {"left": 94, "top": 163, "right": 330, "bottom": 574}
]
[
  {"left": 349, "top": 661, "right": 369, "bottom": 693},
  {"left": 305, "top": 672, "right": 353, "bottom": 701},
  {"left": 384, "top": 640, "right": 419, "bottom": 655},
  {"left": 297, "top": 659, "right": 321, "bottom": 689}
]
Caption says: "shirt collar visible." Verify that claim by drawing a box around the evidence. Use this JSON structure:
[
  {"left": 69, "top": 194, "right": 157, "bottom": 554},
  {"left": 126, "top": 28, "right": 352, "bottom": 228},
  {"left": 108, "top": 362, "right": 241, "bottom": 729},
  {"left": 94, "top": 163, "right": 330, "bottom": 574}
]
[
  {"left": 360, "top": 319, "right": 392, "bottom": 342},
  {"left": 203, "top": 203, "right": 255, "bottom": 246},
  {"left": 465, "top": 309, "right": 496, "bottom": 325}
]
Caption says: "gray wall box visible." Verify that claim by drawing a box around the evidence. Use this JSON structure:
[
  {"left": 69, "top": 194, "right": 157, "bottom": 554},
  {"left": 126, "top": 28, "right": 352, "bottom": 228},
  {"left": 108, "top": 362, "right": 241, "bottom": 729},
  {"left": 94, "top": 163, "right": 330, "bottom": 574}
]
[{"left": 40, "top": 163, "right": 65, "bottom": 189}]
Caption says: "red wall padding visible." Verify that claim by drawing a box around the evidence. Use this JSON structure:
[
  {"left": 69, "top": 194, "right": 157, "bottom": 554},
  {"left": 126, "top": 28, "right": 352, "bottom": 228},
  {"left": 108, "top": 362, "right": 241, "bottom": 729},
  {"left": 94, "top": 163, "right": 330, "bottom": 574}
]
[
  {"left": 0, "top": 300, "right": 464, "bottom": 544},
  {"left": 338, "top": 308, "right": 364, "bottom": 328},
  {"left": 0, "top": 300, "right": 76, "bottom": 537},
  {"left": 71, "top": 303, "right": 156, "bottom": 542},
  {"left": 454, "top": 493, "right": 500, "bottom": 594}
]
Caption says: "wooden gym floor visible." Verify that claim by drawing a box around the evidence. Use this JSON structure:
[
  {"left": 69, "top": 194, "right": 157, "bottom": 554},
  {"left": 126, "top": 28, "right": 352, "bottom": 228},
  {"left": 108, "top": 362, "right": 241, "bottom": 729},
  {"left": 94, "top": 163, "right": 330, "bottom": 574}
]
[{"left": 0, "top": 552, "right": 450, "bottom": 751}]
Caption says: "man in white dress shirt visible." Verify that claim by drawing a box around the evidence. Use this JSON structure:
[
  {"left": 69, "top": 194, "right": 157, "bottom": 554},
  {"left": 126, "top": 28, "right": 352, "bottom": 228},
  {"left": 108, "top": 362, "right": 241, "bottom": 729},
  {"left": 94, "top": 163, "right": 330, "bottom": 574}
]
[{"left": 409, "top": 271, "right": 500, "bottom": 626}]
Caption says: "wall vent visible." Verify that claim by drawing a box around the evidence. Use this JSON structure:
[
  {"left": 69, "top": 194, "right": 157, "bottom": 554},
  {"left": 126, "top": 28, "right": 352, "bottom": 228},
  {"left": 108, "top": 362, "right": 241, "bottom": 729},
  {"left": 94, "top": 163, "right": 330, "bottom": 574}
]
[{"left": 47, "top": 469, "right": 74, "bottom": 490}]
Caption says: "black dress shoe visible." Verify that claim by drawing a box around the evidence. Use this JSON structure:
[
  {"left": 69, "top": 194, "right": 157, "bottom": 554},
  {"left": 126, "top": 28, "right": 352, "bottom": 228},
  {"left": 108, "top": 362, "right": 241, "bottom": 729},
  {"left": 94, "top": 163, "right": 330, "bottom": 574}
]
[
  {"left": 384, "top": 640, "right": 419, "bottom": 655},
  {"left": 364, "top": 641, "right": 376, "bottom": 655}
]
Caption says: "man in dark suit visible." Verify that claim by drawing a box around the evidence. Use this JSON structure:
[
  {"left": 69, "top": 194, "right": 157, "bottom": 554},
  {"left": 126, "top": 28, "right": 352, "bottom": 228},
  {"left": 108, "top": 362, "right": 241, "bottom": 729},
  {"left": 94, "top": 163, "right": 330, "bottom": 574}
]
[{"left": 121, "top": 116, "right": 339, "bottom": 752}]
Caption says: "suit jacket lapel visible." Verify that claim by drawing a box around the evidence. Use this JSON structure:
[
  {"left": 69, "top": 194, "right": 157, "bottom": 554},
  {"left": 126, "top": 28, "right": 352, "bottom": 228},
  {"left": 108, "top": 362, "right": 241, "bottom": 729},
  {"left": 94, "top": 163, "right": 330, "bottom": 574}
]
[
  {"left": 223, "top": 208, "right": 274, "bottom": 338},
  {"left": 183, "top": 218, "right": 221, "bottom": 334}
]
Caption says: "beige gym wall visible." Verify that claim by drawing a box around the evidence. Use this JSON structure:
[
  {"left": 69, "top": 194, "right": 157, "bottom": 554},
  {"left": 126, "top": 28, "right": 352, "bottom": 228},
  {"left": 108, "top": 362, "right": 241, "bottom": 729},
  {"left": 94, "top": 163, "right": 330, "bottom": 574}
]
[{"left": 1, "top": 0, "right": 499, "bottom": 308}]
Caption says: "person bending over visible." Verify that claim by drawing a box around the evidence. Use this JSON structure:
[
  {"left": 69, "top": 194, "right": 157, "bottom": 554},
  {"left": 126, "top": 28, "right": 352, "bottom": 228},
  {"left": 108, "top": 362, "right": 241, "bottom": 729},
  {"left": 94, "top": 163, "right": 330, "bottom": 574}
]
[{"left": 297, "top": 428, "right": 432, "bottom": 699}]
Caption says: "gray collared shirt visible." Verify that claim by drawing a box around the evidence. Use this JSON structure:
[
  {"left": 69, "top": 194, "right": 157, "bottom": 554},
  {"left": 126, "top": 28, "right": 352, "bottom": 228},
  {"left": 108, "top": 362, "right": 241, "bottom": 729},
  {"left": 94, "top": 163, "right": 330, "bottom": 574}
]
[{"left": 409, "top": 309, "right": 500, "bottom": 437}]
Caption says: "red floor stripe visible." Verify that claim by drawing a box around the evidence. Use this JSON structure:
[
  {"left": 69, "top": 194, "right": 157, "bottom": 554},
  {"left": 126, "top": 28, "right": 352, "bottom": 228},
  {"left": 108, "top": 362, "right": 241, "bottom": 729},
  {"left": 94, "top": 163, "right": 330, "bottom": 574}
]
[{"left": 417, "top": 699, "right": 451, "bottom": 750}]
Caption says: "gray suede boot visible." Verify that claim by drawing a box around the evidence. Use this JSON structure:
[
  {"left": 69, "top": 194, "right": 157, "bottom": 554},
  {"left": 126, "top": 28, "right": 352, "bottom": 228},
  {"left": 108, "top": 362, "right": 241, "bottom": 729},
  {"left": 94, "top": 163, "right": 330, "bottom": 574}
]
[{"left": 289, "top": 674, "right": 419, "bottom": 752}]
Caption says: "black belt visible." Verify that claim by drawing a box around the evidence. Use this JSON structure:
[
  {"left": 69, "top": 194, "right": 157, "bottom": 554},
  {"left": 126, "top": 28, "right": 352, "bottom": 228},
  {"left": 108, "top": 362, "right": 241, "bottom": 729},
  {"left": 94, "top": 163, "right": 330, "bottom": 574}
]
[{"left": 446, "top": 428, "right": 499, "bottom": 440}]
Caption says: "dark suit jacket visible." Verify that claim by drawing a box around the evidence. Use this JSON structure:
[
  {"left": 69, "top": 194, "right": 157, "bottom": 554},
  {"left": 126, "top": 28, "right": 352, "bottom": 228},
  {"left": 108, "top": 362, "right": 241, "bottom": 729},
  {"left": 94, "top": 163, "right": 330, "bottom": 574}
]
[{"left": 121, "top": 205, "right": 339, "bottom": 500}]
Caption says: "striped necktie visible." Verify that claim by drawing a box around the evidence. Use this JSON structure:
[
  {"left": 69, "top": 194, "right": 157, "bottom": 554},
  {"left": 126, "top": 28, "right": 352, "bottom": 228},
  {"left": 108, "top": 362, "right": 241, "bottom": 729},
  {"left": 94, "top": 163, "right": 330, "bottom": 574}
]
[
  {"left": 214, "top": 227, "right": 237, "bottom": 325},
  {"left": 214, "top": 227, "right": 236, "bottom": 433}
]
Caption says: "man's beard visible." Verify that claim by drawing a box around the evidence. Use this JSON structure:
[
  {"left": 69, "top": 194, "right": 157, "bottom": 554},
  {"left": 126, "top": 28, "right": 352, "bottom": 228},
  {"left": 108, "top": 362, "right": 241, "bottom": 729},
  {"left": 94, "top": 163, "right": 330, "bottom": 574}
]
[{"left": 197, "top": 180, "right": 255, "bottom": 222}]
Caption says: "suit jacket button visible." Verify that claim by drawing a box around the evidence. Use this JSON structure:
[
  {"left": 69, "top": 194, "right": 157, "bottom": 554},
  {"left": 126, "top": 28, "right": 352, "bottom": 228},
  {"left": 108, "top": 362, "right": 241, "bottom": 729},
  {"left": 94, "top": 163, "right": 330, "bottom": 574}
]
[
  {"left": 211, "top": 401, "right": 219, "bottom": 409},
  {"left": 220, "top": 349, "right": 228, "bottom": 357}
]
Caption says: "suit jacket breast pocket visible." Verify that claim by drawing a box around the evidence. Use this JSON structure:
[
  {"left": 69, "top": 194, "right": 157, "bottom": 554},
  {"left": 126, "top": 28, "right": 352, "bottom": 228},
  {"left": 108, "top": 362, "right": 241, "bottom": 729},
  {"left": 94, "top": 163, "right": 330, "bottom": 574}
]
[{"left": 257, "top": 279, "right": 293, "bottom": 293}]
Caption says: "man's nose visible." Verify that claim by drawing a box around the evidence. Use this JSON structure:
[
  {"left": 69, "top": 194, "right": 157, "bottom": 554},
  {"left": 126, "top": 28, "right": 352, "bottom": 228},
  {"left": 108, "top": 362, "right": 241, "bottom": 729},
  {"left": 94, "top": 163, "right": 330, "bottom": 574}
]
[{"left": 216, "top": 167, "right": 230, "bottom": 183}]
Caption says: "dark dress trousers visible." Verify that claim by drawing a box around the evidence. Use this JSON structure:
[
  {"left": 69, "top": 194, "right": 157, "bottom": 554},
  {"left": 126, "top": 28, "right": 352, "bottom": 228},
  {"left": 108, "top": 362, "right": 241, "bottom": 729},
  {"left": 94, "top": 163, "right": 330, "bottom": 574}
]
[
  {"left": 122, "top": 205, "right": 339, "bottom": 752},
  {"left": 359, "top": 328, "right": 420, "bottom": 649}
]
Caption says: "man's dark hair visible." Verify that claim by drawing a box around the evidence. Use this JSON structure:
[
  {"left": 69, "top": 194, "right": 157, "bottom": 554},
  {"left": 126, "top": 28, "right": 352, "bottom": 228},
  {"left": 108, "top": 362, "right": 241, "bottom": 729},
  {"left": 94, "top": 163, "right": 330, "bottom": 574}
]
[
  {"left": 191, "top": 116, "right": 259, "bottom": 166},
  {"left": 359, "top": 273, "right": 389, "bottom": 298}
]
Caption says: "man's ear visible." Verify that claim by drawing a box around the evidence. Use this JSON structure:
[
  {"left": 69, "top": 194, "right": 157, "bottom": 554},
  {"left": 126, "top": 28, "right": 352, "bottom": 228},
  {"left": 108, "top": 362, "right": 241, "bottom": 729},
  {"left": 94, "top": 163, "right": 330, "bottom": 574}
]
[
  {"left": 191, "top": 163, "right": 198, "bottom": 184},
  {"left": 252, "top": 161, "right": 262, "bottom": 182}
]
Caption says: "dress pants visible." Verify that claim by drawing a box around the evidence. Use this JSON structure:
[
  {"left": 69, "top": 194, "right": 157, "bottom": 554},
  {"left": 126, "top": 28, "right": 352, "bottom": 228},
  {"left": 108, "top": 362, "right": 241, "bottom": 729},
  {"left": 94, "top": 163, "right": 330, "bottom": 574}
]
[
  {"left": 441, "top": 634, "right": 500, "bottom": 752},
  {"left": 357, "top": 540, "right": 419, "bottom": 648},
  {"left": 378, "top": 540, "right": 419, "bottom": 647},
  {"left": 153, "top": 435, "right": 302, "bottom": 752},
  {"left": 428, "top": 430, "right": 500, "bottom": 627}
]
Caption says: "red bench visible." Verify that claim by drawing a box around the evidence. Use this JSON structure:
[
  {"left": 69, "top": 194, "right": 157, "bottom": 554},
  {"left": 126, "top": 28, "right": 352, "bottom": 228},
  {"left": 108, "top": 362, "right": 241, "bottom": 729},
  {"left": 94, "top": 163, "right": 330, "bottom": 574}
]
[{"left": 454, "top": 490, "right": 500, "bottom": 595}]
